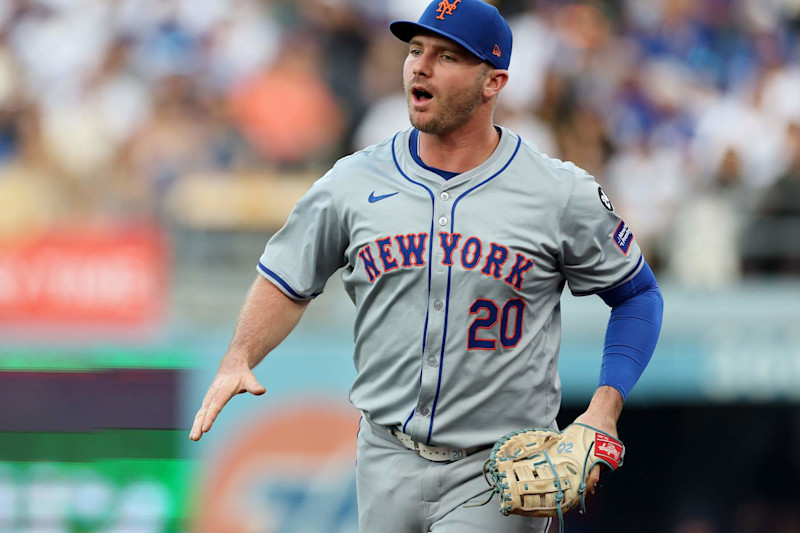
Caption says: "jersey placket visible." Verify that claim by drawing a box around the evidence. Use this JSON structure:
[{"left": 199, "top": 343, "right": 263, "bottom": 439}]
[
  {"left": 394, "top": 129, "right": 521, "bottom": 445},
  {"left": 407, "top": 185, "right": 457, "bottom": 444}
]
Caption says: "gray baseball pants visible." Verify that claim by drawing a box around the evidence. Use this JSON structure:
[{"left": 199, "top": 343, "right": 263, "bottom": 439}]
[{"left": 356, "top": 418, "right": 550, "bottom": 533}]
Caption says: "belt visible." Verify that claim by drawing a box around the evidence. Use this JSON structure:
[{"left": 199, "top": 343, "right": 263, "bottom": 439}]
[{"left": 390, "top": 428, "right": 487, "bottom": 462}]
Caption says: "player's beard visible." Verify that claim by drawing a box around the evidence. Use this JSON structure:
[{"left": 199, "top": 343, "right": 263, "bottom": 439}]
[{"left": 405, "top": 72, "right": 487, "bottom": 136}]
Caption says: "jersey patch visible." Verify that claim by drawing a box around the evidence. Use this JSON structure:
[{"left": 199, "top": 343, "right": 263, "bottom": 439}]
[
  {"left": 613, "top": 221, "right": 633, "bottom": 255},
  {"left": 598, "top": 187, "right": 613, "bottom": 211}
]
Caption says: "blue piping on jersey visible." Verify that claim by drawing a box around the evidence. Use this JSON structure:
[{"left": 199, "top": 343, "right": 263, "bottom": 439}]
[
  {"left": 426, "top": 134, "right": 522, "bottom": 445},
  {"left": 391, "top": 131, "right": 436, "bottom": 435},
  {"left": 402, "top": 404, "right": 416, "bottom": 433},
  {"left": 409, "top": 129, "right": 460, "bottom": 180},
  {"left": 257, "top": 262, "right": 318, "bottom": 299},
  {"left": 571, "top": 254, "right": 644, "bottom": 297}
]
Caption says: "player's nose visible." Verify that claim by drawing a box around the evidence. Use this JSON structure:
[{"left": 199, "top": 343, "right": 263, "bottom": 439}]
[{"left": 411, "top": 52, "right": 433, "bottom": 77}]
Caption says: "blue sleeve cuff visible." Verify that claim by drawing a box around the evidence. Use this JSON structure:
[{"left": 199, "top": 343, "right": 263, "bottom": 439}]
[
  {"left": 597, "top": 261, "right": 664, "bottom": 400},
  {"left": 257, "top": 262, "right": 319, "bottom": 300}
]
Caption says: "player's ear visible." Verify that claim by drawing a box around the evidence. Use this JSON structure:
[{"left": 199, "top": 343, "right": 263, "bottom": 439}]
[{"left": 483, "top": 68, "right": 509, "bottom": 100}]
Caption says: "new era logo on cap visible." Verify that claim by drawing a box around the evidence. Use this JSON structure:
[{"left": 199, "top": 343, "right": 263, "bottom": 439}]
[{"left": 390, "top": 0, "right": 513, "bottom": 70}]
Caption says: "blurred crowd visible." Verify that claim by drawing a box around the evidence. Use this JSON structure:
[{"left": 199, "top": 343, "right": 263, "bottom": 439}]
[{"left": 1, "top": 0, "right": 800, "bottom": 285}]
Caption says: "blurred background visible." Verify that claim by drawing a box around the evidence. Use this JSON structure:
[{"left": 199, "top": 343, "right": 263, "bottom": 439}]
[{"left": 0, "top": 0, "right": 799, "bottom": 531}]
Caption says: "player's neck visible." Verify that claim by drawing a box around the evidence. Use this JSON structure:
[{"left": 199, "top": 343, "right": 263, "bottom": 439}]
[{"left": 417, "top": 121, "right": 501, "bottom": 174}]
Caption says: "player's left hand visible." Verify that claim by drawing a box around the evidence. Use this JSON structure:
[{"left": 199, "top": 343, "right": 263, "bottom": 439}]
[
  {"left": 482, "top": 420, "right": 624, "bottom": 527},
  {"left": 573, "top": 385, "right": 623, "bottom": 495},
  {"left": 572, "top": 411, "right": 618, "bottom": 495}
]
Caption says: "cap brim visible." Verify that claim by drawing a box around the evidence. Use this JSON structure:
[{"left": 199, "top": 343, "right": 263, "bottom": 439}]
[{"left": 389, "top": 20, "right": 490, "bottom": 65}]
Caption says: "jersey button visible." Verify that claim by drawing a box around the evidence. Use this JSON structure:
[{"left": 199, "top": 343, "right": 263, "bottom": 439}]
[
  {"left": 427, "top": 357, "right": 437, "bottom": 366},
  {"left": 440, "top": 192, "right": 450, "bottom": 201},
  {"left": 438, "top": 216, "right": 448, "bottom": 226},
  {"left": 433, "top": 300, "right": 443, "bottom": 310},
  {"left": 419, "top": 407, "right": 430, "bottom": 416}
]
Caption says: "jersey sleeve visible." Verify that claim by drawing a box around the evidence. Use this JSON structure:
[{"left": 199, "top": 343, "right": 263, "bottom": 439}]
[
  {"left": 558, "top": 170, "right": 643, "bottom": 296},
  {"left": 257, "top": 171, "right": 348, "bottom": 300}
]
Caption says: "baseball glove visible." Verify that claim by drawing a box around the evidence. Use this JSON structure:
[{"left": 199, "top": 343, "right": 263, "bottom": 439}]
[{"left": 480, "top": 423, "right": 624, "bottom": 532}]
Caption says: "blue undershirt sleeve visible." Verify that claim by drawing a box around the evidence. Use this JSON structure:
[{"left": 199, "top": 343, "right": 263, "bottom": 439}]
[{"left": 596, "top": 261, "right": 664, "bottom": 400}]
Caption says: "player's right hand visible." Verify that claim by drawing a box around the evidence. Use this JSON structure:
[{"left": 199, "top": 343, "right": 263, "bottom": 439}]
[{"left": 189, "top": 365, "right": 266, "bottom": 441}]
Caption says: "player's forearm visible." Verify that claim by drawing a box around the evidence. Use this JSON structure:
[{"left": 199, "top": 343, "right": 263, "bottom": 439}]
[
  {"left": 585, "top": 385, "right": 623, "bottom": 421},
  {"left": 220, "top": 275, "right": 309, "bottom": 370}
]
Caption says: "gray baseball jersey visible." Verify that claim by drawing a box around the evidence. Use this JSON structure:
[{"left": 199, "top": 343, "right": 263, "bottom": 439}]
[{"left": 258, "top": 126, "right": 642, "bottom": 449}]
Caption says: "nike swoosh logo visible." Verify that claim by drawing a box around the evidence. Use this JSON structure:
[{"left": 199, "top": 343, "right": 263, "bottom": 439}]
[{"left": 368, "top": 191, "right": 399, "bottom": 203}]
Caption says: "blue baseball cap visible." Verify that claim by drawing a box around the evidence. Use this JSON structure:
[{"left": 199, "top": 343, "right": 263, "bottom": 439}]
[{"left": 390, "top": 0, "right": 512, "bottom": 70}]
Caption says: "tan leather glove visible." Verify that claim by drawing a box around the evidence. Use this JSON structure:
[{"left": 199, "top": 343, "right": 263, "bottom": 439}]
[{"left": 482, "top": 423, "right": 624, "bottom": 533}]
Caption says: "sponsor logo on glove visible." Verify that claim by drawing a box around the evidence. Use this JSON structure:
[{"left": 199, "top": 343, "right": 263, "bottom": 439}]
[{"left": 594, "top": 433, "right": 623, "bottom": 469}]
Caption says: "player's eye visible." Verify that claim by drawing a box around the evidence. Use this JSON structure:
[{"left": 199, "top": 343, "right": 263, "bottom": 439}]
[
  {"left": 441, "top": 54, "right": 455, "bottom": 62},
  {"left": 409, "top": 48, "right": 422, "bottom": 56}
]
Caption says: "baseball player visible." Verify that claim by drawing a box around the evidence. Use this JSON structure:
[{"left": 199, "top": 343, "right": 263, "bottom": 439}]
[{"left": 190, "top": 1, "right": 664, "bottom": 532}]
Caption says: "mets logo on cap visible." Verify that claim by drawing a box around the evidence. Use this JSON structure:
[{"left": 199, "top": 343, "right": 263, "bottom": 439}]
[
  {"left": 389, "top": 0, "right": 513, "bottom": 70},
  {"left": 436, "top": 0, "right": 461, "bottom": 19}
]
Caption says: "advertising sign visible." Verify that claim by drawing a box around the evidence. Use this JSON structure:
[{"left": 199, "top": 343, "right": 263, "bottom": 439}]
[{"left": 0, "top": 225, "right": 167, "bottom": 328}]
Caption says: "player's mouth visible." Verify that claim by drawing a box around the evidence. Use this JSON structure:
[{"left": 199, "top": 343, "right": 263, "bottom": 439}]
[{"left": 411, "top": 85, "right": 434, "bottom": 107}]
